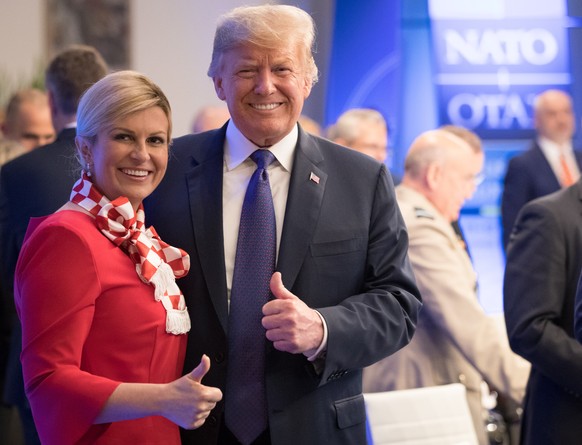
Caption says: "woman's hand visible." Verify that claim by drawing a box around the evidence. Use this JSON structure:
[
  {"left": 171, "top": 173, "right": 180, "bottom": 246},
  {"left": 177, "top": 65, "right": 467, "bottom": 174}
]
[
  {"left": 95, "top": 354, "right": 222, "bottom": 429},
  {"left": 160, "top": 355, "right": 223, "bottom": 429}
]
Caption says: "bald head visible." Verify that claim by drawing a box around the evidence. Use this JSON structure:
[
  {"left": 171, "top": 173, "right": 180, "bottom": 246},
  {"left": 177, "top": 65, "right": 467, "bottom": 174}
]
[
  {"left": 404, "top": 130, "right": 470, "bottom": 178},
  {"left": 403, "top": 129, "right": 484, "bottom": 222},
  {"left": 2, "top": 88, "right": 55, "bottom": 151},
  {"left": 440, "top": 124, "right": 482, "bottom": 153},
  {"left": 533, "top": 89, "right": 575, "bottom": 145}
]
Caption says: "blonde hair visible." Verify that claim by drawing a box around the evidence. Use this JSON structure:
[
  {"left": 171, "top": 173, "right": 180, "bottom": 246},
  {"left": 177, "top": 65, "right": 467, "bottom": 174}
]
[
  {"left": 76, "top": 70, "right": 172, "bottom": 143},
  {"left": 208, "top": 5, "right": 318, "bottom": 86},
  {"left": 327, "top": 108, "right": 387, "bottom": 143}
]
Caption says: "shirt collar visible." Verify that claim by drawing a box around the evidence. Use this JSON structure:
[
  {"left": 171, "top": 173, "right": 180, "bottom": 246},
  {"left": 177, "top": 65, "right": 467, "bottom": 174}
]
[
  {"left": 538, "top": 135, "right": 573, "bottom": 155},
  {"left": 224, "top": 121, "right": 297, "bottom": 172}
]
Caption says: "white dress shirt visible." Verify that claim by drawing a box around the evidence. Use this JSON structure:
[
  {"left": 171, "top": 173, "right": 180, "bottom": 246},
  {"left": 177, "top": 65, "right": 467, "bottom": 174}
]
[
  {"left": 221, "top": 121, "right": 327, "bottom": 362},
  {"left": 222, "top": 122, "right": 295, "bottom": 303}
]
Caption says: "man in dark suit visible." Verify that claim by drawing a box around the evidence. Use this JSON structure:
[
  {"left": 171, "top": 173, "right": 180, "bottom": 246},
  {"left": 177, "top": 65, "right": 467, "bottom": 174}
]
[
  {"left": 504, "top": 179, "right": 582, "bottom": 445},
  {"left": 0, "top": 45, "right": 107, "bottom": 445},
  {"left": 145, "top": 5, "right": 421, "bottom": 445},
  {"left": 501, "top": 89, "right": 582, "bottom": 249}
]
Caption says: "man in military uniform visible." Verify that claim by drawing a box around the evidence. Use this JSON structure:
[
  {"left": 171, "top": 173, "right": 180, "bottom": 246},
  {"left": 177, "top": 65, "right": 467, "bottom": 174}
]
[{"left": 363, "top": 129, "right": 530, "bottom": 445}]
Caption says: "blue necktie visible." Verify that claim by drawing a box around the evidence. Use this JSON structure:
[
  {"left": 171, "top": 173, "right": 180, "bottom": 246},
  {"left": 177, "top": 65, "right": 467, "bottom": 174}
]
[{"left": 225, "top": 149, "right": 276, "bottom": 445}]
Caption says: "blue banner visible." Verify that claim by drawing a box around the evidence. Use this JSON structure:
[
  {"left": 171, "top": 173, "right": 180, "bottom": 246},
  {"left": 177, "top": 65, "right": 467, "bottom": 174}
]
[
  {"left": 325, "top": 0, "right": 402, "bottom": 138},
  {"left": 429, "top": 0, "right": 570, "bottom": 138}
]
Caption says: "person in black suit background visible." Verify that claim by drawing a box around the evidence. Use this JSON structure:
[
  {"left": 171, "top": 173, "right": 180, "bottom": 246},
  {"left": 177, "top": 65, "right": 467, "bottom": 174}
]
[
  {"left": 501, "top": 89, "right": 582, "bottom": 249},
  {"left": 0, "top": 44, "right": 108, "bottom": 445},
  {"left": 504, "top": 178, "right": 582, "bottom": 445},
  {"left": 145, "top": 5, "right": 421, "bottom": 445}
]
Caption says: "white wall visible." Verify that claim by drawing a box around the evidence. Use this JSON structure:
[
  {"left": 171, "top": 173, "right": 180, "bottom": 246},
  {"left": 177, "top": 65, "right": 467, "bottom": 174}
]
[
  {"left": 0, "top": 0, "right": 270, "bottom": 136},
  {"left": 0, "top": 0, "right": 45, "bottom": 106},
  {"left": 0, "top": 0, "right": 331, "bottom": 136},
  {"left": 131, "top": 0, "right": 263, "bottom": 136}
]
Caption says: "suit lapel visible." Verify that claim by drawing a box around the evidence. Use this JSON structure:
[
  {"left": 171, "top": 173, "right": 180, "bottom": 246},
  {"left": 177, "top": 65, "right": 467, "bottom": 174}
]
[
  {"left": 532, "top": 143, "right": 561, "bottom": 190},
  {"left": 277, "top": 130, "right": 327, "bottom": 290},
  {"left": 186, "top": 131, "right": 229, "bottom": 333}
]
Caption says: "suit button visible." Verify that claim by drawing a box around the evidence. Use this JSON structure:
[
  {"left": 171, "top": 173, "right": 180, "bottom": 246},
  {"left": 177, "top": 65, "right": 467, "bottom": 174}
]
[
  {"left": 215, "top": 352, "right": 225, "bottom": 363},
  {"left": 207, "top": 415, "right": 218, "bottom": 426}
]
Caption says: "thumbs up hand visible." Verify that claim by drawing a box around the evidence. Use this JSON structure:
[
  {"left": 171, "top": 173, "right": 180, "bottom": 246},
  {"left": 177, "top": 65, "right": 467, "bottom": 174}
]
[
  {"left": 162, "top": 354, "right": 223, "bottom": 429},
  {"left": 262, "top": 272, "right": 324, "bottom": 355}
]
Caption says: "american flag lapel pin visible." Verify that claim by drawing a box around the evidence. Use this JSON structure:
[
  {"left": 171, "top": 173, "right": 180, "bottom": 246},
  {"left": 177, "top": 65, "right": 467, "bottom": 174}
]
[{"left": 309, "top": 172, "right": 320, "bottom": 184}]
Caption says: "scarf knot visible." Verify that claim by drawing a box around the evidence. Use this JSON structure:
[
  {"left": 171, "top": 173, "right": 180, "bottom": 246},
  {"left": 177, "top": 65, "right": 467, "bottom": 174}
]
[{"left": 70, "top": 172, "right": 191, "bottom": 335}]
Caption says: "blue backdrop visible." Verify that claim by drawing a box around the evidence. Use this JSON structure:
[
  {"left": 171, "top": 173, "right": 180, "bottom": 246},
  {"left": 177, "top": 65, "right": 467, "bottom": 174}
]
[{"left": 325, "top": 0, "right": 581, "bottom": 314}]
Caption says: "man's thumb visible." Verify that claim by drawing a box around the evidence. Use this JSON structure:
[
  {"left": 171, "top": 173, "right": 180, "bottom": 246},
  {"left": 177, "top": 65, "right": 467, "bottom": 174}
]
[
  {"left": 270, "top": 271, "right": 295, "bottom": 300},
  {"left": 189, "top": 354, "right": 211, "bottom": 382}
]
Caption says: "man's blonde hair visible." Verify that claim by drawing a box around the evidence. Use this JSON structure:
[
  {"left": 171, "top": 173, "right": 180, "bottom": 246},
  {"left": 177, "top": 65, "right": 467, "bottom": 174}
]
[{"left": 208, "top": 5, "right": 319, "bottom": 86}]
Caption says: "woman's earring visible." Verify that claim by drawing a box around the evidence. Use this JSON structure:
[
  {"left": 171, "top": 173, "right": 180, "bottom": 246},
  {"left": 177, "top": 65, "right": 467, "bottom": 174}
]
[{"left": 85, "top": 163, "right": 92, "bottom": 177}]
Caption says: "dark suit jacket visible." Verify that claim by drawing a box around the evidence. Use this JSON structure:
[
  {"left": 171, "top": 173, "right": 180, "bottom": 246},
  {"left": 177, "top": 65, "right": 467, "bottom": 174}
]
[
  {"left": 575, "top": 270, "right": 582, "bottom": 344},
  {"left": 500, "top": 141, "right": 582, "bottom": 249},
  {"left": 144, "top": 125, "right": 421, "bottom": 445},
  {"left": 504, "top": 180, "right": 582, "bottom": 445},
  {"left": 0, "top": 127, "right": 78, "bottom": 404}
]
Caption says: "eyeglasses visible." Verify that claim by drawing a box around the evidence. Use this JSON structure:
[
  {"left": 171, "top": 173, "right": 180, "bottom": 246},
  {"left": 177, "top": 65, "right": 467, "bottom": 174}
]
[
  {"left": 474, "top": 173, "right": 485, "bottom": 186},
  {"left": 460, "top": 172, "right": 485, "bottom": 187}
]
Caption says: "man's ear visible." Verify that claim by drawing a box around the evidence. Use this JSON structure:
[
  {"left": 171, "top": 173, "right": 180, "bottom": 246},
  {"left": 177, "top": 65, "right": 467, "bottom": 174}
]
[
  {"left": 303, "top": 76, "right": 312, "bottom": 100},
  {"left": 213, "top": 76, "right": 226, "bottom": 101},
  {"left": 533, "top": 113, "right": 541, "bottom": 131},
  {"left": 426, "top": 163, "right": 441, "bottom": 190}
]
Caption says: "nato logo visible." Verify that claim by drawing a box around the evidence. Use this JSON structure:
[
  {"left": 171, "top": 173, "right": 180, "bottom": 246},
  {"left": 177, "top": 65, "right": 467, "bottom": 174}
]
[{"left": 429, "top": 0, "right": 571, "bottom": 138}]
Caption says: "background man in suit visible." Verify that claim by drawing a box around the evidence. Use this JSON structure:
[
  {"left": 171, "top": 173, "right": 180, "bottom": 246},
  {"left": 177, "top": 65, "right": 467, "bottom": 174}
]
[
  {"left": 501, "top": 89, "right": 582, "bottom": 249},
  {"left": 145, "top": 5, "right": 421, "bottom": 445},
  {"left": 504, "top": 179, "right": 582, "bottom": 445},
  {"left": 363, "top": 129, "right": 529, "bottom": 445},
  {"left": 575, "top": 266, "right": 582, "bottom": 343},
  {"left": 0, "top": 44, "right": 108, "bottom": 445}
]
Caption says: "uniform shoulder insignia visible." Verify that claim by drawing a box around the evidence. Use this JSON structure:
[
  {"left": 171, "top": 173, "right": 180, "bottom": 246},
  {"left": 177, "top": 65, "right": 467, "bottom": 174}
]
[{"left": 414, "top": 207, "right": 434, "bottom": 219}]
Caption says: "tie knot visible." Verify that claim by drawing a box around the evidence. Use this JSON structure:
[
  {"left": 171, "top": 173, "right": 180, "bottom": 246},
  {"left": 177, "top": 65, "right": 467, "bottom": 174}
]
[{"left": 251, "top": 149, "right": 276, "bottom": 170}]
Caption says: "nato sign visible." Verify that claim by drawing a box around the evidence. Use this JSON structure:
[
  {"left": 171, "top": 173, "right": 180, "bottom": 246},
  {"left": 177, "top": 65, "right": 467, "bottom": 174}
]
[{"left": 429, "top": 0, "right": 570, "bottom": 138}]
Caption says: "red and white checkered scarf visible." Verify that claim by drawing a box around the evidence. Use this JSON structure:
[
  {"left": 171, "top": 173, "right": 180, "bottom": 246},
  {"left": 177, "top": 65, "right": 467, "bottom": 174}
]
[{"left": 70, "top": 172, "right": 191, "bottom": 335}]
